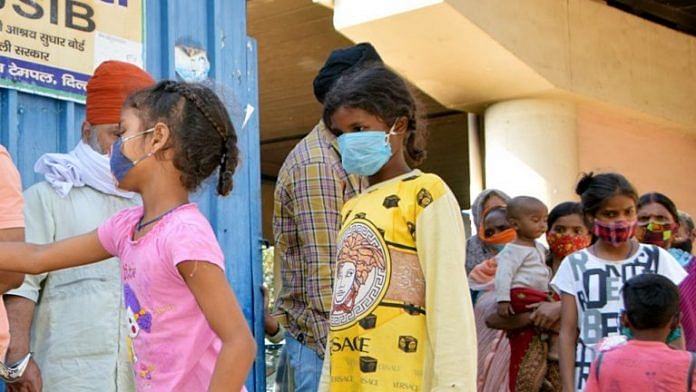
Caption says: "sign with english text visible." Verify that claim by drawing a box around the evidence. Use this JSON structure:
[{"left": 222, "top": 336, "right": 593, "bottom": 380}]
[{"left": 0, "top": 0, "right": 143, "bottom": 102}]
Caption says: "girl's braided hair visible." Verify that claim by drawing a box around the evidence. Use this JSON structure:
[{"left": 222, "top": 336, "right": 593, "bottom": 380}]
[{"left": 124, "top": 81, "right": 239, "bottom": 196}]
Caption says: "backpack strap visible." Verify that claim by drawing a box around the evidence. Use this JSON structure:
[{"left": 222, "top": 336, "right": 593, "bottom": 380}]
[
  {"left": 595, "top": 352, "right": 605, "bottom": 383},
  {"left": 687, "top": 352, "right": 695, "bottom": 392}
]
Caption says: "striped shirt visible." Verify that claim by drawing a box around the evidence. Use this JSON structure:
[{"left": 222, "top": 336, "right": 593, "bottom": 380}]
[{"left": 272, "top": 121, "right": 364, "bottom": 357}]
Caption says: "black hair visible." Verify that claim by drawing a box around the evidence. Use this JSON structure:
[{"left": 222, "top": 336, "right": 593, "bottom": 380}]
[
  {"left": 575, "top": 172, "right": 638, "bottom": 217},
  {"left": 124, "top": 80, "right": 239, "bottom": 196},
  {"left": 506, "top": 196, "right": 546, "bottom": 220},
  {"left": 482, "top": 206, "right": 510, "bottom": 238},
  {"left": 547, "top": 201, "right": 589, "bottom": 232},
  {"left": 622, "top": 273, "right": 680, "bottom": 330},
  {"left": 322, "top": 64, "right": 428, "bottom": 166},
  {"left": 674, "top": 211, "right": 695, "bottom": 253},
  {"left": 637, "top": 192, "right": 679, "bottom": 223},
  {"left": 681, "top": 211, "right": 695, "bottom": 233}
]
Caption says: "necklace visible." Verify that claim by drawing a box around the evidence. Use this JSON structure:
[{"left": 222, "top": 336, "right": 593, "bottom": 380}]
[{"left": 136, "top": 203, "right": 187, "bottom": 232}]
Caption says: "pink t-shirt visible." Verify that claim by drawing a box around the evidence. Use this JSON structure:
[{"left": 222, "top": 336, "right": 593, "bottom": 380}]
[
  {"left": 0, "top": 145, "right": 24, "bottom": 230},
  {"left": 98, "top": 203, "right": 228, "bottom": 391},
  {"left": 0, "top": 145, "right": 23, "bottom": 359},
  {"left": 586, "top": 340, "right": 696, "bottom": 392}
]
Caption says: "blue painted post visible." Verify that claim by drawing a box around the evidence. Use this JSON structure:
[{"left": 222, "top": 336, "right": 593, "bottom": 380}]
[{"left": 1, "top": 0, "right": 262, "bottom": 390}]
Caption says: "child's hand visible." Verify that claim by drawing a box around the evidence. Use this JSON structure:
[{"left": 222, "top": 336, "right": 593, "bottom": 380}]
[
  {"left": 527, "top": 302, "right": 561, "bottom": 330},
  {"left": 497, "top": 302, "right": 514, "bottom": 317},
  {"left": 261, "top": 285, "right": 280, "bottom": 336},
  {"left": 261, "top": 285, "right": 271, "bottom": 314}
]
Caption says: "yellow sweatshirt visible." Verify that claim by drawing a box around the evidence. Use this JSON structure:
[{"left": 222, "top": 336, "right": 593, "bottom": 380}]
[{"left": 319, "top": 170, "right": 477, "bottom": 391}]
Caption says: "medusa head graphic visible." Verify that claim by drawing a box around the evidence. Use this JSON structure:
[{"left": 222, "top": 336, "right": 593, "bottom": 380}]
[{"left": 331, "top": 221, "right": 389, "bottom": 324}]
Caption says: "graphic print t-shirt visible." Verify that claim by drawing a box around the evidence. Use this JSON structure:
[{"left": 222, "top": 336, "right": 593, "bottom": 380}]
[
  {"left": 322, "top": 170, "right": 477, "bottom": 392},
  {"left": 98, "top": 204, "right": 231, "bottom": 392},
  {"left": 550, "top": 244, "right": 687, "bottom": 392}
]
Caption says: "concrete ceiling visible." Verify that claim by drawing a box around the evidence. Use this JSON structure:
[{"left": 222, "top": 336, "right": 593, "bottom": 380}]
[{"left": 248, "top": 0, "right": 452, "bottom": 180}]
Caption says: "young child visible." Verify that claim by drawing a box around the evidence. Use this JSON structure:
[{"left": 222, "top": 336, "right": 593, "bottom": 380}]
[
  {"left": 552, "top": 172, "right": 687, "bottom": 392},
  {"left": 494, "top": 196, "right": 557, "bottom": 391},
  {"left": 545, "top": 201, "right": 592, "bottom": 270},
  {"left": 0, "top": 81, "right": 256, "bottom": 391},
  {"left": 585, "top": 274, "right": 696, "bottom": 392},
  {"left": 318, "top": 64, "right": 477, "bottom": 391}
]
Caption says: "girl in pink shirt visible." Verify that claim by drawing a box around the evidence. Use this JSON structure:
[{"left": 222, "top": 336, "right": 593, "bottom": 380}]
[{"left": 0, "top": 81, "right": 256, "bottom": 391}]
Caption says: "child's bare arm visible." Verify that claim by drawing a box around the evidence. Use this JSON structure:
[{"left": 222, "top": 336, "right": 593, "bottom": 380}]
[
  {"left": 0, "top": 227, "right": 25, "bottom": 292},
  {"left": 559, "top": 293, "right": 579, "bottom": 392},
  {"left": 0, "top": 230, "right": 109, "bottom": 274},
  {"left": 179, "top": 261, "right": 256, "bottom": 392},
  {"left": 486, "top": 311, "right": 532, "bottom": 330}
]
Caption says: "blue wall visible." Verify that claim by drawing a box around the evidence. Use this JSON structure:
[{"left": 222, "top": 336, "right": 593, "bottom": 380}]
[{"left": 0, "top": 1, "right": 263, "bottom": 390}]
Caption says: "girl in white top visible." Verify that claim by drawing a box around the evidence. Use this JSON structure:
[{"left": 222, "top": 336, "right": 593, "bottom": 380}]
[{"left": 551, "top": 172, "right": 687, "bottom": 392}]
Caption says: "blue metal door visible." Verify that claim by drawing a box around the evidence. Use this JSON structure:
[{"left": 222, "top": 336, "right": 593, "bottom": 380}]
[{"left": 0, "top": 1, "right": 263, "bottom": 390}]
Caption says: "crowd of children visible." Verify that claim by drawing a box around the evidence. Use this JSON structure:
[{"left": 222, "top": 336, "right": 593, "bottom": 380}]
[
  {"left": 0, "top": 53, "right": 693, "bottom": 392},
  {"left": 468, "top": 173, "right": 696, "bottom": 392}
]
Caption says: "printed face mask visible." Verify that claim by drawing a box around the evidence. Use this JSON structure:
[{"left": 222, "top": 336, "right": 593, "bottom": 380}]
[
  {"left": 109, "top": 128, "right": 155, "bottom": 184},
  {"left": 592, "top": 220, "right": 637, "bottom": 247},
  {"left": 635, "top": 222, "right": 675, "bottom": 249},
  {"left": 337, "top": 123, "right": 396, "bottom": 176},
  {"left": 547, "top": 232, "right": 591, "bottom": 259}
]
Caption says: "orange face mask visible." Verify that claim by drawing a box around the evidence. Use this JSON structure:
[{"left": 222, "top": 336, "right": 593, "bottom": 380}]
[{"left": 484, "top": 228, "right": 517, "bottom": 245}]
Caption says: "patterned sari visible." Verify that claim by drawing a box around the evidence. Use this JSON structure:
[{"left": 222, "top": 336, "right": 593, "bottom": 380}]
[{"left": 507, "top": 288, "right": 561, "bottom": 392}]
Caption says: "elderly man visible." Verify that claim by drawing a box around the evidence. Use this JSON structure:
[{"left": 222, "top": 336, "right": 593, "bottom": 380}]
[
  {"left": 272, "top": 43, "right": 381, "bottom": 391},
  {"left": 4, "top": 61, "right": 154, "bottom": 392}
]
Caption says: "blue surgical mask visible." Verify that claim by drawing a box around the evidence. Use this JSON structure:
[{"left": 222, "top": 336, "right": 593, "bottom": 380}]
[
  {"left": 337, "top": 124, "right": 396, "bottom": 176},
  {"left": 109, "top": 128, "right": 155, "bottom": 184}
]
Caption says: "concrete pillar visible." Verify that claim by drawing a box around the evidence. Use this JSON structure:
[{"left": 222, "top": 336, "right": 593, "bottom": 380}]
[
  {"left": 467, "top": 113, "right": 484, "bottom": 204},
  {"left": 484, "top": 98, "right": 578, "bottom": 208}
]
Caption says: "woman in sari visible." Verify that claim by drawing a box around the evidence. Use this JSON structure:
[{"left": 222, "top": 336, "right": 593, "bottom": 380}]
[
  {"left": 470, "top": 206, "right": 515, "bottom": 392},
  {"left": 466, "top": 189, "right": 511, "bottom": 274},
  {"left": 480, "top": 202, "right": 591, "bottom": 391}
]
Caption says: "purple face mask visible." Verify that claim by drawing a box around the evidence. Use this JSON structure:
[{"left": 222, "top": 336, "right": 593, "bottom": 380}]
[{"left": 109, "top": 128, "right": 154, "bottom": 184}]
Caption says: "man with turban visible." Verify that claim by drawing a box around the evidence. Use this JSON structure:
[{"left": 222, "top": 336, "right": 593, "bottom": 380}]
[
  {"left": 272, "top": 43, "right": 382, "bottom": 391},
  {"left": 4, "top": 61, "right": 154, "bottom": 392}
]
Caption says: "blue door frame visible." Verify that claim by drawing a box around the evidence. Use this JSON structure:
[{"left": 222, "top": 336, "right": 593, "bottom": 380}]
[{"left": 0, "top": 1, "right": 264, "bottom": 390}]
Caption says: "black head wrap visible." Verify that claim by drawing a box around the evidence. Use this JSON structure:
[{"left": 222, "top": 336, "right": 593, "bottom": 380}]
[{"left": 313, "top": 42, "right": 382, "bottom": 104}]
